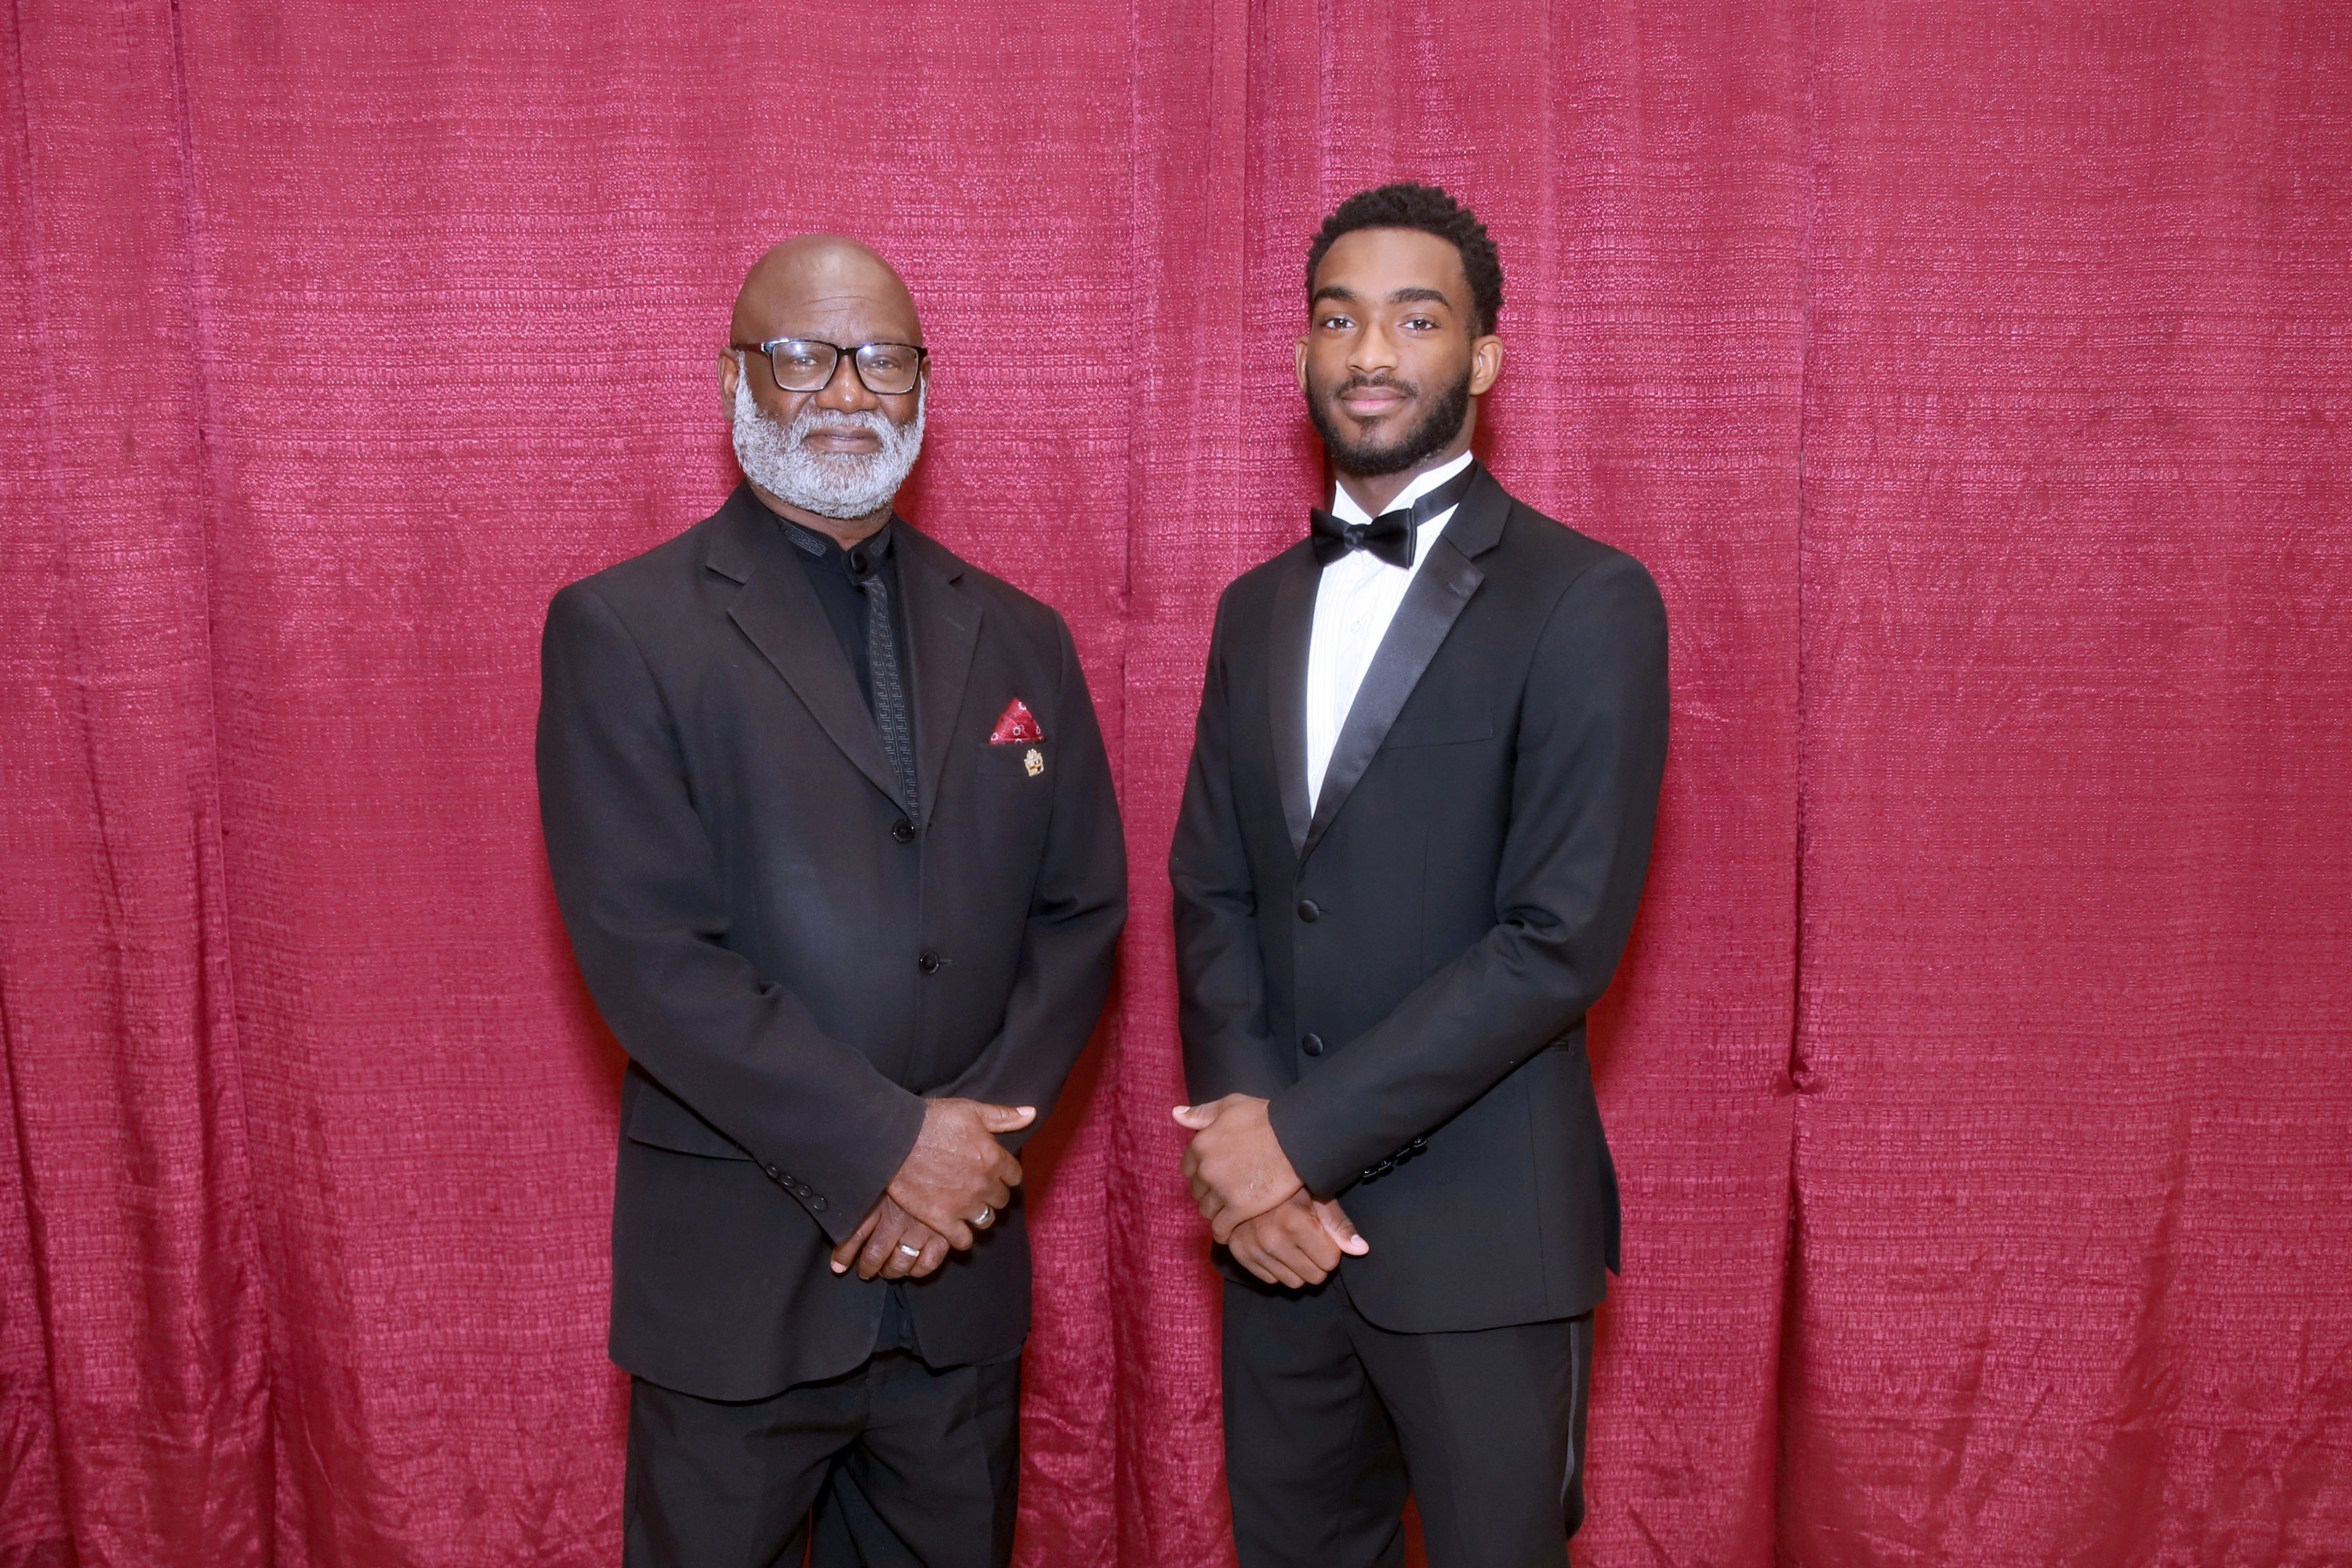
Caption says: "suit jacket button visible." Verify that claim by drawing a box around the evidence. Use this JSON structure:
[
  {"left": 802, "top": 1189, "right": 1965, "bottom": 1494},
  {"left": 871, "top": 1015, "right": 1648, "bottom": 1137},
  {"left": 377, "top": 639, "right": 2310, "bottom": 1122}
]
[
  {"left": 891, "top": 818, "right": 916, "bottom": 844},
  {"left": 810, "top": 1195, "right": 826, "bottom": 1212},
  {"left": 1295, "top": 898, "right": 1322, "bottom": 922},
  {"left": 917, "top": 950, "right": 942, "bottom": 975},
  {"left": 764, "top": 1164, "right": 781, "bottom": 1180},
  {"left": 1301, "top": 1033, "right": 1324, "bottom": 1057}
]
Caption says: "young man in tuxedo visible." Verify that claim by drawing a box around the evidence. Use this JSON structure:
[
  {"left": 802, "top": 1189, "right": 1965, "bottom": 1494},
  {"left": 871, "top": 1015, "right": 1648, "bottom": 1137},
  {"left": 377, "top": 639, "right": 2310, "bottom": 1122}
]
[
  {"left": 1170, "top": 184, "right": 1670, "bottom": 1566},
  {"left": 537, "top": 236, "right": 1125, "bottom": 1567}
]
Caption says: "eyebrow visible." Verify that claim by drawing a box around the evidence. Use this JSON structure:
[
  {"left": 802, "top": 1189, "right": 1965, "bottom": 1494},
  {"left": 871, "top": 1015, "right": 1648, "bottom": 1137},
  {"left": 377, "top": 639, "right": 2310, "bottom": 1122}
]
[{"left": 1310, "top": 284, "right": 1456, "bottom": 309}]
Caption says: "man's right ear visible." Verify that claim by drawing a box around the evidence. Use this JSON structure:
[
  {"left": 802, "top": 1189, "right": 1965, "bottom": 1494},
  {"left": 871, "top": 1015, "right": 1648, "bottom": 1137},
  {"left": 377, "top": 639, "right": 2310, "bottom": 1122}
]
[{"left": 717, "top": 347, "right": 740, "bottom": 413}]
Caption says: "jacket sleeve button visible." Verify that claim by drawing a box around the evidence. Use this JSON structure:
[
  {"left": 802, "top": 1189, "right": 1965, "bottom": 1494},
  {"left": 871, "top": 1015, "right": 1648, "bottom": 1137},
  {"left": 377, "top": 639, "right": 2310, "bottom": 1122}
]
[{"left": 810, "top": 1196, "right": 826, "bottom": 1212}]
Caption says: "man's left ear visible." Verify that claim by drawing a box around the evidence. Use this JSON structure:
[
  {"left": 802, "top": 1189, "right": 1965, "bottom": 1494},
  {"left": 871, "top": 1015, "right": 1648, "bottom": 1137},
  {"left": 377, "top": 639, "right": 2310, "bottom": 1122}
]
[{"left": 1470, "top": 336, "right": 1504, "bottom": 397}]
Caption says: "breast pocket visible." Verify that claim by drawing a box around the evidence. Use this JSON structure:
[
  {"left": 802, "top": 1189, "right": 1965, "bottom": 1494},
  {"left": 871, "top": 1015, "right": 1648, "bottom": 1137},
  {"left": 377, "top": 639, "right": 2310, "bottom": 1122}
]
[{"left": 1380, "top": 709, "right": 1494, "bottom": 750}]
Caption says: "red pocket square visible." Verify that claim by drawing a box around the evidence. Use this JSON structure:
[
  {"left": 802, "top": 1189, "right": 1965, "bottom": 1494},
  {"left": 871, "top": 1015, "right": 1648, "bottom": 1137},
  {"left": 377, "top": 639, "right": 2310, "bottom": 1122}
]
[{"left": 988, "top": 699, "right": 1045, "bottom": 745}]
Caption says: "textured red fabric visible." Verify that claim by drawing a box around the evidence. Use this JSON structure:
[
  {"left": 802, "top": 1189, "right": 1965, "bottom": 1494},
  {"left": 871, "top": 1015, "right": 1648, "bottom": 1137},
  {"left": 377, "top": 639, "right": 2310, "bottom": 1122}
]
[
  {"left": 1783, "top": 7, "right": 2352, "bottom": 1563},
  {"left": 2, "top": 7, "right": 274, "bottom": 1567},
  {"left": 0, "top": 4, "right": 2343, "bottom": 1568}
]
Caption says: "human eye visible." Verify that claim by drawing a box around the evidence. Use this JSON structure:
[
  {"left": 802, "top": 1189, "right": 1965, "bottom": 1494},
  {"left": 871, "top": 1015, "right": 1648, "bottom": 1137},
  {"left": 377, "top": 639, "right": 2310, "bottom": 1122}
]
[{"left": 1318, "top": 312, "right": 1353, "bottom": 331}]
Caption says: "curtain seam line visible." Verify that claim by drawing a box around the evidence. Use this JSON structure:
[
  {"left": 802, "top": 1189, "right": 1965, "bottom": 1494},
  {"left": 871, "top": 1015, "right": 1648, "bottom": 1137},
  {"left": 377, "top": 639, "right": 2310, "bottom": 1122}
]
[
  {"left": 162, "top": 2, "right": 282, "bottom": 1562},
  {"left": 1777, "top": 0, "right": 1824, "bottom": 1556}
]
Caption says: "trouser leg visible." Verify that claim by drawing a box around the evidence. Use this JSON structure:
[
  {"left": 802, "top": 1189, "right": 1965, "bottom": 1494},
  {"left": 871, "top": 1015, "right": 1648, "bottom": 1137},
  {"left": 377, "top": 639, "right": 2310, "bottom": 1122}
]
[
  {"left": 622, "top": 1370, "right": 855, "bottom": 1568},
  {"left": 807, "top": 1349, "right": 1023, "bottom": 1568},
  {"left": 1221, "top": 1275, "right": 1410, "bottom": 1568},
  {"left": 1345, "top": 1292, "right": 1595, "bottom": 1568}
]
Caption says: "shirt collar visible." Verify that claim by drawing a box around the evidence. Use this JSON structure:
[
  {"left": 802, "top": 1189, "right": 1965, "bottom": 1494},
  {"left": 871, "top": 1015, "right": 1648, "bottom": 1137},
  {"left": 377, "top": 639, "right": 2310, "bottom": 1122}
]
[
  {"left": 771, "top": 507, "right": 896, "bottom": 575},
  {"left": 1328, "top": 448, "right": 1476, "bottom": 527}
]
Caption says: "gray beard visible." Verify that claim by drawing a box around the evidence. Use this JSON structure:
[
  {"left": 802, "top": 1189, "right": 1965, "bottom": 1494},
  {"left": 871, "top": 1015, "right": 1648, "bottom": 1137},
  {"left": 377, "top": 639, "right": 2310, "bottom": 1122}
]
[{"left": 731, "top": 360, "right": 926, "bottom": 521}]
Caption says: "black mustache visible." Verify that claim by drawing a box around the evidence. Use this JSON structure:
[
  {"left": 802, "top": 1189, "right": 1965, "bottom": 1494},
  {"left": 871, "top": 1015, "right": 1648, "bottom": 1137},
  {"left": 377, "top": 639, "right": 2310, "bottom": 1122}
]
[{"left": 1332, "top": 375, "right": 1418, "bottom": 399}]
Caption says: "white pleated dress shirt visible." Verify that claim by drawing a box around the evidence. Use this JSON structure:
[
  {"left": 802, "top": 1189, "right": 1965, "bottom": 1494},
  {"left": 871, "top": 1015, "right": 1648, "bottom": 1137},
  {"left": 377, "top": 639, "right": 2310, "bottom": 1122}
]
[{"left": 1303, "top": 449, "right": 1475, "bottom": 811}]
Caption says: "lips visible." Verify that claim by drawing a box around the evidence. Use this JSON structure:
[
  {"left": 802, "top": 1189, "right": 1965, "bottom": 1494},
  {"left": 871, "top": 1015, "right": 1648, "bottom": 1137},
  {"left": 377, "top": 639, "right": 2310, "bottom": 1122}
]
[
  {"left": 1335, "top": 379, "right": 1411, "bottom": 419},
  {"left": 803, "top": 426, "right": 882, "bottom": 450}
]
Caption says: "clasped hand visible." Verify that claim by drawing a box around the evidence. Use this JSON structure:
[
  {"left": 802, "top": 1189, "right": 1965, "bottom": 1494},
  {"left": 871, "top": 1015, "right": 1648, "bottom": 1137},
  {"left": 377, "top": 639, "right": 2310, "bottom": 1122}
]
[
  {"left": 1173, "top": 1094, "right": 1367, "bottom": 1288},
  {"left": 832, "top": 1097, "right": 1032, "bottom": 1282}
]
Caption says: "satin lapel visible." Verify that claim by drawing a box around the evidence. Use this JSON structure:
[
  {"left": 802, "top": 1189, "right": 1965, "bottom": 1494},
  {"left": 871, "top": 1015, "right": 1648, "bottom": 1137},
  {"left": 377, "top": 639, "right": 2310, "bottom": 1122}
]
[
  {"left": 1267, "top": 547, "right": 1318, "bottom": 858},
  {"left": 896, "top": 528, "right": 981, "bottom": 832},
  {"left": 1301, "top": 536, "right": 1484, "bottom": 864},
  {"left": 717, "top": 513, "right": 901, "bottom": 808}
]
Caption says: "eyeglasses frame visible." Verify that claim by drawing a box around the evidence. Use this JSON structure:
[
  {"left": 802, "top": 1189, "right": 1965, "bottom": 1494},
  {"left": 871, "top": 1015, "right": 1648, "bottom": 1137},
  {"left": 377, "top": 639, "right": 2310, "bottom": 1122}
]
[{"left": 728, "top": 338, "right": 931, "bottom": 397}]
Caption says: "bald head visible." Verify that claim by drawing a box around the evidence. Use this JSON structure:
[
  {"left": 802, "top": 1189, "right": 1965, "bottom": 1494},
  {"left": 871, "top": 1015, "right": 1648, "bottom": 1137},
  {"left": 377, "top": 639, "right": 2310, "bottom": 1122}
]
[{"left": 731, "top": 234, "right": 921, "bottom": 350}]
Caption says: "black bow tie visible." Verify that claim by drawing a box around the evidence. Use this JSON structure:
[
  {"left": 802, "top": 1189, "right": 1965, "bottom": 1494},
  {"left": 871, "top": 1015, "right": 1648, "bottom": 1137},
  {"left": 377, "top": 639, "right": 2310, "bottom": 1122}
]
[{"left": 1308, "top": 461, "right": 1479, "bottom": 569}]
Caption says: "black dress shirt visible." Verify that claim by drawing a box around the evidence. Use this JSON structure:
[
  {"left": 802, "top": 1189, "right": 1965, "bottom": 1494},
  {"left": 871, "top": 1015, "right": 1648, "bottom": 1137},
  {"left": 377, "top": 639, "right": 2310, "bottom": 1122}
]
[
  {"left": 774, "top": 511, "right": 908, "bottom": 715},
  {"left": 769, "top": 503, "right": 924, "bottom": 1354}
]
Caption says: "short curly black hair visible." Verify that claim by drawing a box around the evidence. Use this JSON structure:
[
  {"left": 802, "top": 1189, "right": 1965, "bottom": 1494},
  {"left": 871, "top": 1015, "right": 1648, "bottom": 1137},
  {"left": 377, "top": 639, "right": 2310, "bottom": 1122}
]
[{"left": 1305, "top": 183, "right": 1502, "bottom": 336}]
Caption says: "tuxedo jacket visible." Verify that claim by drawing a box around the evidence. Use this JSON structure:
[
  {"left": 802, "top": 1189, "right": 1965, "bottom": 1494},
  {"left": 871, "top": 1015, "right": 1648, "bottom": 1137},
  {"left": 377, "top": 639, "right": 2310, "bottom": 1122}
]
[
  {"left": 1171, "top": 465, "right": 1668, "bottom": 1332},
  {"left": 537, "top": 485, "right": 1125, "bottom": 1400}
]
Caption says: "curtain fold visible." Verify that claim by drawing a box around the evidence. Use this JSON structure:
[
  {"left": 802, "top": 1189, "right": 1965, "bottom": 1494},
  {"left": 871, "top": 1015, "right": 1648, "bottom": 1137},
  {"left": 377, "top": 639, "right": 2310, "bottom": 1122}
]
[
  {"left": 1, "top": 3, "right": 2343, "bottom": 1566},
  {"left": 1, "top": 5, "right": 273, "bottom": 1565}
]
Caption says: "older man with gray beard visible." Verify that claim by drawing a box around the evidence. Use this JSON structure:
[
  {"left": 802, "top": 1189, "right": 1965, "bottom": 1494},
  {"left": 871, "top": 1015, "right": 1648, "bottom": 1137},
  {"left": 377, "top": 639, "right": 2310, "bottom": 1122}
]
[{"left": 536, "top": 236, "right": 1126, "bottom": 1568}]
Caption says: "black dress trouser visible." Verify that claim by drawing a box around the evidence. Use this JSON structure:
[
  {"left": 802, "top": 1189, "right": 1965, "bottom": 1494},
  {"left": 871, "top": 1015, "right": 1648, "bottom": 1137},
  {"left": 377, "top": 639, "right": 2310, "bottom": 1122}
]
[
  {"left": 1222, "top": 1270, "right": 1593, "bottom": 1568},
  {"left": 623, "top": 1350, "right": 1022, "bottom": 1568}
]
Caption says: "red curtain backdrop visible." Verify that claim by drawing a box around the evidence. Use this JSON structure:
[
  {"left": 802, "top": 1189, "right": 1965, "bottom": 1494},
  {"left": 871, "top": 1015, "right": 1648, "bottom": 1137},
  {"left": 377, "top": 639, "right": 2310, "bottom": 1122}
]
[{"left": 1, "top": 4, "right": 2343, "bottom": 1566}]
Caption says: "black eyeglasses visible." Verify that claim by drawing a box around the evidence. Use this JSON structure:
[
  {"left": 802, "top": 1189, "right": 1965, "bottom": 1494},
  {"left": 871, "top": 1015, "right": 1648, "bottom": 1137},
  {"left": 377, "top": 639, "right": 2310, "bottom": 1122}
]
[{"left": 730, "top": 338, "right": 930, "bottom": 396}]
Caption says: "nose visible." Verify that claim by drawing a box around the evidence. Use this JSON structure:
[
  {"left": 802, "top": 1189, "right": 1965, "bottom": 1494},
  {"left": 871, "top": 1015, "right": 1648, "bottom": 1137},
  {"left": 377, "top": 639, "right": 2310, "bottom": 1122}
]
[
  {"left": 814, "top": 347, "right": 879, "bottom": 413},
  {"left": 1348, "top": 319, "right": 1399, "bottom": 378}
]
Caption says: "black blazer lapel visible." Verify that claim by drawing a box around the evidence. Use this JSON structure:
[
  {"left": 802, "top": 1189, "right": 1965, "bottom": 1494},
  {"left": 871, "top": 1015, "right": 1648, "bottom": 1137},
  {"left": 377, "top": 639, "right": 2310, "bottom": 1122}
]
[
  {"left": 1299, "top": 468, "right": 1510, "bottom": 863},
  {"left": 706, "top": 492, "right": 901, "bottom": 808},
  {"left": 1267, "top": 547, "right": 1318, "bottom": 857},
  {"left": 896, "top": 526, "right": 982, "bottom": 831}
]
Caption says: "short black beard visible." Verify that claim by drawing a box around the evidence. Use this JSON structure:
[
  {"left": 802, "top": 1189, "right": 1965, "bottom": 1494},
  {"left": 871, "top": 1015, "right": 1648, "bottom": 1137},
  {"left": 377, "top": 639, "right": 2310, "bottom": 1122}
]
[{"left": 1307, "top": 364, "right": 1474, "bottom": 479}]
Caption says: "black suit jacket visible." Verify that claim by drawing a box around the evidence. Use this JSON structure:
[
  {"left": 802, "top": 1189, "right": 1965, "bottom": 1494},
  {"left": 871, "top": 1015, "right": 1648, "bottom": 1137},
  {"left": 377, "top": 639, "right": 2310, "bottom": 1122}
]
[
  {"left": 538, "top": 485, "right": 1125, "bottom": 1400},
  {"left": 1171, "top": 465, "right": 1668, "bottom": 1333}
]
